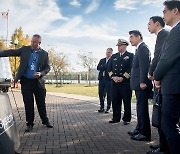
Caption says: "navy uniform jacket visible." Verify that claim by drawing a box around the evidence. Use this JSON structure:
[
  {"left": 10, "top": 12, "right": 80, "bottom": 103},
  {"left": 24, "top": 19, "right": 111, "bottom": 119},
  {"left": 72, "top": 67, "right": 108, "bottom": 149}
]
[
  {"left": 149, "top": 29, "right": 169, "bottom": 76},
  {"left": 97, "top": 58, "right": 111, "bottom": 80},
  {"left": 154, "top": 23, "right": 180, "bottom": 95},
  {"left": 130, "top": 42, "right": 152, "bottom": 90},
  {"left": 107, "top": 51, "right": 134, "bottom": 83},
  {"left": 0, "top": 46, "right": 50, "bottom": 89}
]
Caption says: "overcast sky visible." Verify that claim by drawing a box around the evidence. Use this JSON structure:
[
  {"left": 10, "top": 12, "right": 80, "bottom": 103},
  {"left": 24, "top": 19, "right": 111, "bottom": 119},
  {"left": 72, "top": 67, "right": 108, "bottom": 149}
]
[{"left": 0, "top": 0, "right": 169, "bottom": 71}]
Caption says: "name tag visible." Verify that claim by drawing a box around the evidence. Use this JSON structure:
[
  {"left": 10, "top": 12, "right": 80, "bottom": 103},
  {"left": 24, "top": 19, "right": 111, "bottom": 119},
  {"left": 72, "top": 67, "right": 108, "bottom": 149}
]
[{"left": 30, "top": 64, "right": 35, "bottom": 71}]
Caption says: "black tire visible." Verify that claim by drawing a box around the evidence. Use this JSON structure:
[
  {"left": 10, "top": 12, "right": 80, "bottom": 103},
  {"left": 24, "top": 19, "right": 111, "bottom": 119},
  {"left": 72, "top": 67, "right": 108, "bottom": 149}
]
[{"left": 2, "top": 87, "right": 9, "bottom": 93}]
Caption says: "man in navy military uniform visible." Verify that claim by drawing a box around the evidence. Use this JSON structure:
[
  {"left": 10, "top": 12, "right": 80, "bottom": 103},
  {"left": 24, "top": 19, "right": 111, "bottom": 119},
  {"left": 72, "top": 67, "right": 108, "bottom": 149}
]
[
  {"left": 108, "top": 39, "right": 134, "bottom": 125},
  {"left": 154, "top": 1, "right": 180, "bottom": 154},
  {"left": 97, "top": 48, "right": 113, "bottom": 113},
  {"left": 128, "top": 30, "right": 152, "bottom": 141}
]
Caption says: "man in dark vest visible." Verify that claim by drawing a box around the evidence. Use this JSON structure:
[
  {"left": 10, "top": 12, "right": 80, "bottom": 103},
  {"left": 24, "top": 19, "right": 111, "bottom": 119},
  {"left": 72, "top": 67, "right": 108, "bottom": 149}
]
[
  {"left": 108, "top": 39, "right": 134, "bottom": 125},
  {"left": 0, "top": 34, "right": 53, "bottom": 132},
  {"left": 97, "top": 48, "right": 113, "bottom": 113}
]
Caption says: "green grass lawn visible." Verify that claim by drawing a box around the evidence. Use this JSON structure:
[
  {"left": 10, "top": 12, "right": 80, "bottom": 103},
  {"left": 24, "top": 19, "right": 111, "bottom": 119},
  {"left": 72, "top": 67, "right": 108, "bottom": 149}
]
[
  {"left": 45, "top": 83, "right": 142, "bottom": 104},
  {"left": 46, "top": 84, "right": 98, "bottom": 97}
]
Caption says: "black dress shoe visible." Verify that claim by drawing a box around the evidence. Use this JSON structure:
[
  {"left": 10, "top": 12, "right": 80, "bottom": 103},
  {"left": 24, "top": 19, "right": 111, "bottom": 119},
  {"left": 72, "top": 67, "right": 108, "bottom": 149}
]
[
  {"left": 123, "top": 121, "right": 130, "bottom": 125},
  {"left": 146, "top": 148, "right": 166, "bottom": 154},
  {"left": 105, "top": 109, "right": 110, "bottom": 113},
  {"left": 98, "top": 109, "right": 104, "bottom": 113},
  {"left": 42, "top": 121, "right": 53, "bottom": 128},
  {"left": 109, "top": 120, "right": 120, "bottom": 123},
  {"left": 150, "top": 144, "right": 160, "bottom": 150},
  {"left": 25, "top": 125, "right": 33, "bottom": 132},
  {"left": 127, "top": 130, "right": 139, "bottom": 136},
  {"left": 131, "top": 134, "right": 151, "bottom": 141},
  {"left": 15, "top": 151, "right": 20, "bottom": 154}
]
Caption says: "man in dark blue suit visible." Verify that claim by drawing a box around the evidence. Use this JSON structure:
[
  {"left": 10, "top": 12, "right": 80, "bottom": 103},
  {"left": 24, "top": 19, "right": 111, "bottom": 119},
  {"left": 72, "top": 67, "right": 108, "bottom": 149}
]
[
  {"left": 107, "top": 39, "right": 134, "bottom": 124},
  {"left": 97, "top": 48, "right": 113, "bottom": 113},
  {"left": 154, "top": 1, "right": 180, "bottom": 154},
  {"left": 147, "top": 16, "right": 169, "bottom": 153},
  {"left": 128, "top": 30, "right": 152, "bottom": 141}
]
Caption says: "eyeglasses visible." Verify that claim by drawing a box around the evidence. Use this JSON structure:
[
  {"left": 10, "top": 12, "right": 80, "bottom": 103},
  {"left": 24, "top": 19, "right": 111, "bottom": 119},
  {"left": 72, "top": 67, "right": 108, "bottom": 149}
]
[{"left": 107, "top": 48, "right": 113, "bottom": 51}]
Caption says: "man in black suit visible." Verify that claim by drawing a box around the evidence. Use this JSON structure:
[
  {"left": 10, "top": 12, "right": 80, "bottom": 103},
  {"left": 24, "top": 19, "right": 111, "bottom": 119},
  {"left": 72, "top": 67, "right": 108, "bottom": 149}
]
[
  {"left": 97, "top": 48, "right": 113, "bottom": 113},
  {"left": 0, "top": 34, "right": 53, "bottom": 132},
  {"left": 107, "top": 39, "right": 134, "bottom": 125},
  {"left": 128, "top": 30, "right": 152, "bottom": 141},
  {"left": 147, "top": 16, "right": 169, "bottom": 153},
  {"left": 154, "top": 1, "right": 180, "bottom": 154}
]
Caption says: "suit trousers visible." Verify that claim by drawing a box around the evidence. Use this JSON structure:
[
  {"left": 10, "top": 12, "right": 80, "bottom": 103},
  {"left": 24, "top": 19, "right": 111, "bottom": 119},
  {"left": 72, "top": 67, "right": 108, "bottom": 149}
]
[
  {"left": 160, "top": 94, "right": 180, "bottom": 154},
  {"left": 98, "top": 78, "right": 111, "bottom": 110},
  {"left": 21, "top": 77, "right": 49, "bottom": 126},
  {"left": 135, "top": 89, "right": 151, "bottom": 137},
  {"left": 111, "top": 82, "right": 132, "bottom": 122}
]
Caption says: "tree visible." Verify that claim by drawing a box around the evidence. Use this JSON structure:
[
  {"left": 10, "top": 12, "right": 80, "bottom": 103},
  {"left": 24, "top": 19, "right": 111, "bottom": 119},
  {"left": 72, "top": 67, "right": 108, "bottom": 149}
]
[
  {"left": 0, "top": 38, "right": 6, "bottom": 50},
  {"left": 78, "top": 51, "right": 97, "bottom": 86},
  {"left": 48, "top": 48, "right": 68, "bottom": 87},
  {"left": 9, "top": 27, "right": 30, "bottom": 76}
]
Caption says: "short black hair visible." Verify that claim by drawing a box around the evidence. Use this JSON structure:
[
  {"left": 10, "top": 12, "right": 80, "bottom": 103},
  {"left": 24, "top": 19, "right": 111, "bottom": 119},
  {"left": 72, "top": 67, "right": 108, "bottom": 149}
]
[
  {"left": 129, "top": 30, "right": 143, "bottom": 40},
  {"left": 164, "top": 1, "right": 180, "bottom": 12},
  {"left": 150, "top": 16, "right": 165, "bottom": 27}
]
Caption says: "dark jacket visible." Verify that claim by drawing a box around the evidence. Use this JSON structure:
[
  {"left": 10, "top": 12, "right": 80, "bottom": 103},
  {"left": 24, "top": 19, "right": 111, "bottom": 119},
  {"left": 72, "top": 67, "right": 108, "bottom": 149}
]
[
  {"left": 154, "top": 23, "right": 180, "bottom": 94},
  {"left": 0, "top": 46, "right": 50, "bottom": 88},
  {"left": 97, "top": 58, "right": 111, "bottom": 80},
  {"left": 130, "top": 42, "right": 152, "bottom": 90},
  {"left": 107, "top": 51, "right": 134, "bottom": 84},
  {"left": 149, "top": 29, "right": 169, "bottom": 76}
]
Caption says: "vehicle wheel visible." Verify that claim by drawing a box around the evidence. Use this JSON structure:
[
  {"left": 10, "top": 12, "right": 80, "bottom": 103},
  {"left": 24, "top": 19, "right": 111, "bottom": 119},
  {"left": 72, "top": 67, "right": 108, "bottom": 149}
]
[{"left": 2, "top": 87, "right": 9, "bottom": 93}]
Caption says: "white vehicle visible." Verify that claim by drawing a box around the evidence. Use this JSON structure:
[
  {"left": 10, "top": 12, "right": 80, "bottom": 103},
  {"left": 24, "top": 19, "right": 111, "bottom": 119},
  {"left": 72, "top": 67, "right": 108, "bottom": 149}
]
[{"left": 0, "top": 57, "right": 12, "bottom": 92}]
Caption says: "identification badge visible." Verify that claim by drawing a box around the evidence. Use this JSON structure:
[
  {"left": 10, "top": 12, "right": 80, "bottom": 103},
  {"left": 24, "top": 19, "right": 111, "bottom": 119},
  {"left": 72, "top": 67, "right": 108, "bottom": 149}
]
[{"left": 30, "top": 64, "right": 35, "bottom": 71}]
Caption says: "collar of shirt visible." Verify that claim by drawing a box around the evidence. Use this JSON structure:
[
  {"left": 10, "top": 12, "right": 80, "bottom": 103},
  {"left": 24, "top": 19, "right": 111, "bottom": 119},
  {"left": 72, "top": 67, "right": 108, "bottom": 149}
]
[
  {"left": 172, "top": 21, "right": 180, "bottom": 29},
  {"left": 136, "top": 41, "right": 143, "bottom": 49},
  {"left": 119, "top": 50, "right": 126, "bottom": 56},
  {"left": 156, "top": 28, "right": 163, "bottom": 35},
  {"left": 106, "top": 57, "right": 110, "bottom": 63},
  {"left": 31, "top": 47, "right": 41, "bottom": 53}
]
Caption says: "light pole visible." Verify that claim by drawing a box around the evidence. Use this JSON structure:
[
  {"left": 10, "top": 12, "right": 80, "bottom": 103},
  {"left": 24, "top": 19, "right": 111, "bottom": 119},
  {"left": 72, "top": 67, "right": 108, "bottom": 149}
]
[{"left": 14, "top": 38, "right": 18, "bottom": 88}]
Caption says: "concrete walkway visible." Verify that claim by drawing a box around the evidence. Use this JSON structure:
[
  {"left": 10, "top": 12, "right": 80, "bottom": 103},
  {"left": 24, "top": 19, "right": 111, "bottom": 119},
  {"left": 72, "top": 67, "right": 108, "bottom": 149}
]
[{"left": 8, "top": 90, "right": 158, "bottom": 154}]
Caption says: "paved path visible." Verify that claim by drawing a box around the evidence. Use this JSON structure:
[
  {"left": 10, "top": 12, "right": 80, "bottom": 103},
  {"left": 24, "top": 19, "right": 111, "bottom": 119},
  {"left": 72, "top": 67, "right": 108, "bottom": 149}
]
[{"left": 8, "top": 91, "right": 158, "bottom": 154}]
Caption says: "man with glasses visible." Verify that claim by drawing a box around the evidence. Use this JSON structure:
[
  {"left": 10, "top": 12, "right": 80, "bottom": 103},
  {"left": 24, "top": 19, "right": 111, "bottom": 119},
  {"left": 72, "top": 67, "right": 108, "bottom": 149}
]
[
  {"left": 153, "top": 1, "right": 180, "bottom": 154},
  {"left": 128, "top": 30, "right": 152, "bottom": 141}
]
